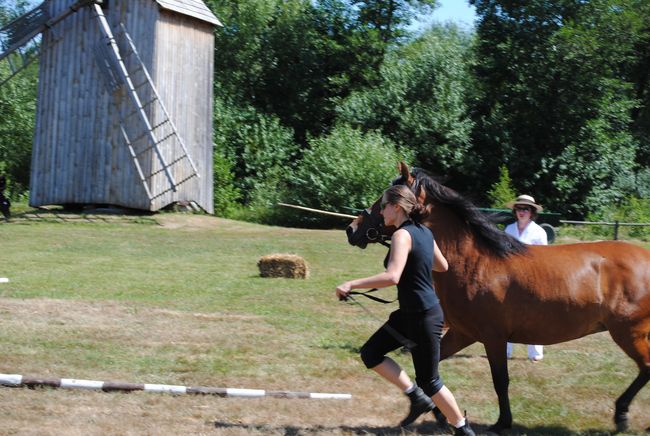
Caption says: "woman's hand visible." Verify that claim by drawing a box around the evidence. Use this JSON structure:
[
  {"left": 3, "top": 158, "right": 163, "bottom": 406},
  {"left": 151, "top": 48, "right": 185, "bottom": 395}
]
[{"left": 336, "top": 282, "right": 352, "bottom": 301}]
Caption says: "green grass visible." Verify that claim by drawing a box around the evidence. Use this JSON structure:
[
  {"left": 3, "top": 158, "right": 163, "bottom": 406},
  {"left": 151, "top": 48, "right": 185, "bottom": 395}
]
[
  {"left": 0, "top": 214, "right": 648, "bottom": 435},
  {"left": 0, "top": 215, "right": 385, "bottom": 377}
]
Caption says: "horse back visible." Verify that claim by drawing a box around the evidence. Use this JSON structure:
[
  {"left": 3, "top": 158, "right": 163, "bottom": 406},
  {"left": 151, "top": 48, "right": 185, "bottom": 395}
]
[
  {"left": 439, "top": 240, "right": 650, "bottom": 343},
  {"left": 525, "top": 241, "right": 650, "bottom": 321}
]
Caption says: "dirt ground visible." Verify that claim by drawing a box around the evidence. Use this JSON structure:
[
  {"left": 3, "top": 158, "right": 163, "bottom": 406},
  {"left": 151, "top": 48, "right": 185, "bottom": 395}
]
[
  {"left": 0, "top": 298, "right": 447, "bottom": 435},
  {"left": 1, "top": 297, "right": 649, "bottom": 435}
]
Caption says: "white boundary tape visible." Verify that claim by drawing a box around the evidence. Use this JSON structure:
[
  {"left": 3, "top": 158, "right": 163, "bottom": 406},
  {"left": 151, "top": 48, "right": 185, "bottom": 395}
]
[
  {"left": 0, "top": 373, "right": 352, "bottom": 400},
  {"left": 0, "top": 278, "right": 9, "bottom": 283}
]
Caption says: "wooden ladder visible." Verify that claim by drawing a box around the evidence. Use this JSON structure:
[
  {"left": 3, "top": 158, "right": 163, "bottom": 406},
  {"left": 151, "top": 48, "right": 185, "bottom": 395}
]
[{"left": 92, "top": 4, "right": 199, "bottom": 201}]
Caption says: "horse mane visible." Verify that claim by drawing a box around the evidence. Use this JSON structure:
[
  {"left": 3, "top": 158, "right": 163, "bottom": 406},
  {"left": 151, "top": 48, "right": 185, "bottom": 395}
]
[{"left": 398, "top": 169, "right": 528, "bottom": 258}]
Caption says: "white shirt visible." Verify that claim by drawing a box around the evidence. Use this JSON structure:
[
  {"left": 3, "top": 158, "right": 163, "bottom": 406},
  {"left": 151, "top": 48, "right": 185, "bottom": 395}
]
[{"left": 505, "top": 220, "right": 548, "bottom": 245}]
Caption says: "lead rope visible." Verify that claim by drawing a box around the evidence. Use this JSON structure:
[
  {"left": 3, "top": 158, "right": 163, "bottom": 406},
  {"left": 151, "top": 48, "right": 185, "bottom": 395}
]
[{"left": 344, "top": 294, "right": 417, "bottom": 351}]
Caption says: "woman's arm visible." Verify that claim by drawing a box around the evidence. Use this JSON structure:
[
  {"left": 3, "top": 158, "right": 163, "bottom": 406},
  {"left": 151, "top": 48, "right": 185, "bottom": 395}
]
[
  {"left": 432, "top": 240, "right": 448, "bottom": 272},
  {"left": 335, "top": 229, "right": 411, "bottom": 300}
]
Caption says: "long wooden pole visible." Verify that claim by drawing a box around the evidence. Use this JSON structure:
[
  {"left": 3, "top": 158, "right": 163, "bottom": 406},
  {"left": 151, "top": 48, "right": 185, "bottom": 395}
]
[{"left": 277, "top": 203, "right": 357, "bottom": 219}]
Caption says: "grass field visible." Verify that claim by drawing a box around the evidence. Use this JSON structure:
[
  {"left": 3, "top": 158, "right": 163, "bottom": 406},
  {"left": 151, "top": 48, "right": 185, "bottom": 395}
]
[{"left": 0, "top": 212, "right": 648, "bottom": 435}]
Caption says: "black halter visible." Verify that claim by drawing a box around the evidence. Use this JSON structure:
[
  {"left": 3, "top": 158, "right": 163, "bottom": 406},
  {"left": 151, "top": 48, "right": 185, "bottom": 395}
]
[{"left": 361, "top": 209, "right": 391, "bottom": 248}]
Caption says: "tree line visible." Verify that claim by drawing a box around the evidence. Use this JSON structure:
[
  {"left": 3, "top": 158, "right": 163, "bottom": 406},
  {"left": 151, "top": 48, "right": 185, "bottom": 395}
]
[
  {"left": 207, "top": 0, "right": 650, "bottom": 224},
  {"left": 1, "top": 0, "right": 649, "bottom": 224}
]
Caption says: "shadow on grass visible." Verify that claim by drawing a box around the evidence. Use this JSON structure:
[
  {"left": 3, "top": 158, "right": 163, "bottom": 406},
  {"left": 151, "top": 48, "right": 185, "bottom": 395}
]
[
  {"left": 214, "top": 420, "right": 485, "bottom": 435},
  {"left": 215, "top": 420, "right": 643, "bottom": 435},
  {"left": 318, "top": 341, "right": 360, "bottom": 353},
  {"left": 504, "top": 425, "right": 622, "bottom": 435}
]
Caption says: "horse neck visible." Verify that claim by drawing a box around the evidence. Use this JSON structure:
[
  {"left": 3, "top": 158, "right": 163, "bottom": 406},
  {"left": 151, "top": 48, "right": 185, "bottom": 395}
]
[{"left": 422, "top": 204, "right": 477, "bottom": 264}]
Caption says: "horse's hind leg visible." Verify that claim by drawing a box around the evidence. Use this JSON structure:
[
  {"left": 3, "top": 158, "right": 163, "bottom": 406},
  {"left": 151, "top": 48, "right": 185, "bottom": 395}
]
[
  {"left": 440, "top": 328, "right": 476, "bottom": 361},
  {"left": 608, "top": 321, "right": 650, "bottom": 432},
  {"left": 432, "top": 329, "right": 477, "bottom": 426}
]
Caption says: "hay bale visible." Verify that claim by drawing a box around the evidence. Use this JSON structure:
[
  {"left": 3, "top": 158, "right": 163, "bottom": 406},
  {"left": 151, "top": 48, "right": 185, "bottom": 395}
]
[{"left": 258, "top": 254, "right": 309, "bottom": 279}]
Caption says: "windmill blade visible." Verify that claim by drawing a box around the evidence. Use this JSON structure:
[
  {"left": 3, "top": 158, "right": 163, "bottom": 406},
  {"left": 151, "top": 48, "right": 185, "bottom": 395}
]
[{"left": 0, "top": 0, "right": 96, "bottom": 86}]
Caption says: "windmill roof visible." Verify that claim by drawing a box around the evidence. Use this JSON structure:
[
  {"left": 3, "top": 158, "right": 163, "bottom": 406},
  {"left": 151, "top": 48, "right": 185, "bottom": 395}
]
[{"left": 155, "top": 0, "right": 222, "bottom": 26}]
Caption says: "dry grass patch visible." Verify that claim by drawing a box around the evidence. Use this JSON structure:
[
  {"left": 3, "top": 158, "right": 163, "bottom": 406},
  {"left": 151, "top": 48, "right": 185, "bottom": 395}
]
[{"left": 1, "top": 297, "right": 649, "bottom": 434}]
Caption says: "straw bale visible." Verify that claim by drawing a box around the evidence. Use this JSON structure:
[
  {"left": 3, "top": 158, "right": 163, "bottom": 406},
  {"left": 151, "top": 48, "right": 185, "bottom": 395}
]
[{"left": 258, "top": 254, "right": 309, "bottom": 279}]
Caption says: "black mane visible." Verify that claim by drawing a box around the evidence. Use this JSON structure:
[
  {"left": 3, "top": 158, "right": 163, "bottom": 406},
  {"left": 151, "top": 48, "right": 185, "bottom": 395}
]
[{"left": 399, "top": 169, "right": 527, "bottom": 258}]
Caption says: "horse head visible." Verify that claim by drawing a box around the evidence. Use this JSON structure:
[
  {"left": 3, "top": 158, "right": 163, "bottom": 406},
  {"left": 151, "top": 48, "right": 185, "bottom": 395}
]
[
  {"left": 345, "top": 199, "right": 387, "bottom": 249},
  {"left": 346, "top": 162, "right": 419, "bottom": 249},
  {"left": 347, "top": 162, "right": 526, "bottom": 258}
]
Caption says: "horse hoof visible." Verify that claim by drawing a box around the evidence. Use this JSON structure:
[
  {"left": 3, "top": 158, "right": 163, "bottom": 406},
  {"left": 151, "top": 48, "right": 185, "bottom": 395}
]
[
  {"left": 615, "top": 413, "right": 629, "bottom": 433},
  {"left": 615, "top": 418, "right": 629, "bottom": 433},
  {"left": 487, "top": 421, "right": 512, "bottom": 434}
]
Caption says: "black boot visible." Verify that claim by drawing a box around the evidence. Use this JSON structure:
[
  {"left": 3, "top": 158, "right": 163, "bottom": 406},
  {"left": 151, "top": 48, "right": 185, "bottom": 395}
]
[
  {"left": 399, "top": 386, "right": 434, "bottom": 427},
  {"left": 454, "top": 419, "right": 476, "bottom": 436}
]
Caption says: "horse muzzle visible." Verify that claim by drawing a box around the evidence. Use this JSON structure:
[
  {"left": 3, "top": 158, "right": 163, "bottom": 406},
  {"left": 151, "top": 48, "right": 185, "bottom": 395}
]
[{"left": 346, "top": 224, "right": 369, "bottom": 249}]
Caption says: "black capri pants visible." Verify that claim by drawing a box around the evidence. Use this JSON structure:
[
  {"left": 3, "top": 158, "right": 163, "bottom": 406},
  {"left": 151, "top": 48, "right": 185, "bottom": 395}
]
[{"left": 360, "top": 304, "right": 445, "bottom": 397}]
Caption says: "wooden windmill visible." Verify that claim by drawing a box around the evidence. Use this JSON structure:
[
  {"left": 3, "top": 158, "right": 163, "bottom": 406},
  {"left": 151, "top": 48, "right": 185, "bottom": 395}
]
[{"left": 0, "top": 0, "right": 220, "bottom": 212}]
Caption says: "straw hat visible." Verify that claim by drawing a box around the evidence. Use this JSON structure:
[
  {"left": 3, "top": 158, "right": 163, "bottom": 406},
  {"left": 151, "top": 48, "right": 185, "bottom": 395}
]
[{"left": 506, "top": 194, "right": 543, "bottom": 212}]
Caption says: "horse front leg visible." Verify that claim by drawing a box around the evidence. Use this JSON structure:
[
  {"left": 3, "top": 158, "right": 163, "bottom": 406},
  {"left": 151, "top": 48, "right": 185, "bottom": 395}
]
[
  {"left": 614, "top": 367, "right": 650, "bottom": 432},
  {"left": 483, "top": 339, "right": 512, "bottom": 433}
]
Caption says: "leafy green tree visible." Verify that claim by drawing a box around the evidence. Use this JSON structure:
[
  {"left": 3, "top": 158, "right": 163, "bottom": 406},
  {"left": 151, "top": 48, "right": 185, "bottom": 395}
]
[
  {"left": 348, "top": 0, "right": 438, "bottom": 83},
  {"left": 207, "top": 0, "right": 443, "bottom": 145},
  {"left": 1, "top": 0, "right": 34, "bottom": 22},
  {"left": 352, "top": 0, "right": 438, "bottom": 44},
  {"left": 619, "top": 0, "right": 650, "bottom": 168},
  {"left": 487, "top": 165, "right": 516, "bottom": 208},
  {"left": 338, "top": 25, "right": 474, "bottom": 177},
  {"left": 469, "top": 0, "right": 642, "bottom": 217},
  {"left": 208, "top": 0, "right": 363, "bottom": 144},
  {"left": 0, "top": 0, "right": 40, "bottom": 197},
  {"left": 546, "top": 85, "right": 638, "bottom": 217}
]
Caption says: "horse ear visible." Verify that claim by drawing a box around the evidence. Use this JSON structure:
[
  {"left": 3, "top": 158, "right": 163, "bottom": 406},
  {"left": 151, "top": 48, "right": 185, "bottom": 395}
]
[
  {"left": 398, "top": 162, "right": 415, "bottom": 185},
  {"left": 398, "top": 161, "right": 409, "bottom": 177}
]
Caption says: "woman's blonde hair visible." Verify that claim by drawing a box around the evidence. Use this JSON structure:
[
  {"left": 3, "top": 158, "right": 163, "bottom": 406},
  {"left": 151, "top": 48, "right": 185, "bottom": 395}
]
[{"left": 382, "top": 185, "right": 426, "bottom": 221}]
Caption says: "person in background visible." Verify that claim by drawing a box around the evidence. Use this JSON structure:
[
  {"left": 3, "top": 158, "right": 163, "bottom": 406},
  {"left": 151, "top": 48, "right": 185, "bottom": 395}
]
[
  {"left": 0, "top": 175, "right": 10, "bottom": 221},
  {"left": 336, "top": 185, "right": 475, "bottom": 435},
  {"left": 505, "top": 194, "right": 547, "bottom": 361}
]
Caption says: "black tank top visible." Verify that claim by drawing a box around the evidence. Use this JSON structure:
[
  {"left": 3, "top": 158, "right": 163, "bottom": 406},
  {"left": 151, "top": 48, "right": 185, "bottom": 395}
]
[{"left": 385, "top": 220, "right": 438, "bottom": 312}]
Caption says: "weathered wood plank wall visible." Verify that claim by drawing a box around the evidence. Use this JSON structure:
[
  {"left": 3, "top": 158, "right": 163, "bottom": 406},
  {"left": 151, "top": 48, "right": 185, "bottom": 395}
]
[{"left": 150, "top": 11, "right": 214, "bottom": 212}]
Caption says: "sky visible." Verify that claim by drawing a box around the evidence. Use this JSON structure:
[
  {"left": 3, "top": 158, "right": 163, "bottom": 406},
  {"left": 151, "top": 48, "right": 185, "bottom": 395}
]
[
  {"left": 7, "top": 0, "right": 479, "bottom": 31},
  {"left": 415, "top": 0, "right": 478, "bottom": 31}
]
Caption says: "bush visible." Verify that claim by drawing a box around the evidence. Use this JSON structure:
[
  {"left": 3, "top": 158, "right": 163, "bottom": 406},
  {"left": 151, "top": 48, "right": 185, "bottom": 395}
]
[
  {"left": 280, "top": 125, "right": 405, "bottom": 227},
  {"left": 212, "top": 149, "right": 241, "bottom": 217},
  {"left": 213, "top": 96, "right": 298, "bottom": 208}
]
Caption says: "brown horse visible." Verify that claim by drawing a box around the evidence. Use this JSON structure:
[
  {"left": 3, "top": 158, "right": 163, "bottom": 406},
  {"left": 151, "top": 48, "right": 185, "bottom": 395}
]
[{"left": 346, "top": 162, "right": 650, "bottom": 433}]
